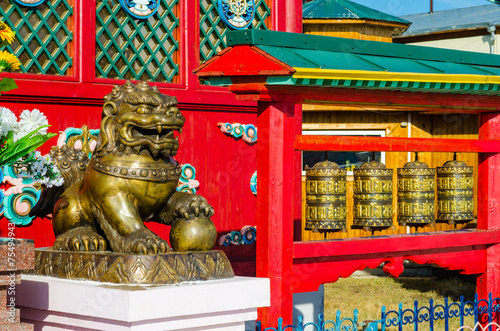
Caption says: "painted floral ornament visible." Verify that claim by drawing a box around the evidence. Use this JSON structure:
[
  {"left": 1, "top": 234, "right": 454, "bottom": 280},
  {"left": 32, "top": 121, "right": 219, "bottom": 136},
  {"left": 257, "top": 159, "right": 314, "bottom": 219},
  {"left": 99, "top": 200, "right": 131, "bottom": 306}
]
[
  {"left": 119, "top": 0, "right": 159, "bottom": 19},
  {"left": 12, "top": 0, "right": 45, "bottom": 7},
  {"left": 218, "top": 0, "right": 256, "bottom": 30}
]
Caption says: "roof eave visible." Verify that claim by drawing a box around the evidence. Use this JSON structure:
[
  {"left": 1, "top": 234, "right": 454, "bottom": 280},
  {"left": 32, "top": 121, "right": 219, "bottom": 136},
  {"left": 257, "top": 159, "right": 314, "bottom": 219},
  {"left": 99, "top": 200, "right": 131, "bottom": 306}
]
[{"left": 397, "top": 23, "right": 500, "bottom": 39}]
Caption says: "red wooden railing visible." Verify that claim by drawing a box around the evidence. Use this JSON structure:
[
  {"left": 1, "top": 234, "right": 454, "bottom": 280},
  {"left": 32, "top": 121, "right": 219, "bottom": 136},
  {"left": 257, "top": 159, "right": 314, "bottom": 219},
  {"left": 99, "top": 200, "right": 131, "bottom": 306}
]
[{"left": 256, "top": 100, "right": 500, "bottom": 328}]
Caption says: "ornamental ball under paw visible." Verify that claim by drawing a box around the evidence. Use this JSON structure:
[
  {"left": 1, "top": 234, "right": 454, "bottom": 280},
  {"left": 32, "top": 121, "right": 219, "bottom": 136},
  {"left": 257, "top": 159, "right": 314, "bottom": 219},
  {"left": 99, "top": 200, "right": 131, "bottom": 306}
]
[{"left": 169, "top": 215, "right": 217, "bottom": 252}]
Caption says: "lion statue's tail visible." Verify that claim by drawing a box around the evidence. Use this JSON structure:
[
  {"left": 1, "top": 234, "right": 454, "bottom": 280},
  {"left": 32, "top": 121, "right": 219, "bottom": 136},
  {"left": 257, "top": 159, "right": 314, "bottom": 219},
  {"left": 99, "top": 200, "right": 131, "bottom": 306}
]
[{"left": 29, "top": 145, "right": 90, "bottom": 218}]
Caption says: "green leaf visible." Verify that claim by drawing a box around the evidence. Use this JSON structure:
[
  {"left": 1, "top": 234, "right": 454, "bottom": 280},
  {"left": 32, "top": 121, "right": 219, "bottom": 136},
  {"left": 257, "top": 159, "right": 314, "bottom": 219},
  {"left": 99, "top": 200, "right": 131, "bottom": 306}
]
[
  {"left": 0, "top": 77, "right": 18, "bottom": 94},
  {"left": 5, "top": 130, "right": 13, "bottom": 145},
  {"left": 0, "top": 131, "right": 13, "bottom": 153},
  {"left": 0, "top": 128, "right": 57, "bottom": 166}
]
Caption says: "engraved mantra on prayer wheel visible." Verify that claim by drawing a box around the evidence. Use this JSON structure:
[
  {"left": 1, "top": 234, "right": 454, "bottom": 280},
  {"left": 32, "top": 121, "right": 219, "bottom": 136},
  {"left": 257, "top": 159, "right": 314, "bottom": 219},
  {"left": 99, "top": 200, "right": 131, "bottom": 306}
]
[
  {"left": 436, "top": 156, "right": 474, "bottom": 224},
  {"left": 305, "top": 161, "right": 347, "bottom": 231},
  {"left": 353, "top": 160, "right": 393, "bottom": 229},
  {"left": 397, "top": 156, "right": 435, "bottom": 226}
]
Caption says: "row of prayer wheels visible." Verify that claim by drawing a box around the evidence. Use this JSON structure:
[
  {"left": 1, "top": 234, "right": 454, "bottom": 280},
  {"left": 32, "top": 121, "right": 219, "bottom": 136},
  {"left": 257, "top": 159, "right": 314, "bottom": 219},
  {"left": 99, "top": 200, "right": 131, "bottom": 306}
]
[{"left": 305, "top": 153, "right": 474, "bottom": 232}]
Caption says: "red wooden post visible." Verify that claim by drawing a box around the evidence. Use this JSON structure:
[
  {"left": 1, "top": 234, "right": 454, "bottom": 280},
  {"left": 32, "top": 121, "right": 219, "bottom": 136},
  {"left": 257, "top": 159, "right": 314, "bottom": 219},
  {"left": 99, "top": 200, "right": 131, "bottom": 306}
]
[
  {"left": 272, "top": 0, "right": 303, "bottom": 33},
  {"left": 477, "top": 112, "right": 500, "bottom": 323},
  {"left": 256, "top": 100, "right": 298, "bottom": 327},
  {"left": 294, "top": 104, "right": 303, "bottom": 242}
]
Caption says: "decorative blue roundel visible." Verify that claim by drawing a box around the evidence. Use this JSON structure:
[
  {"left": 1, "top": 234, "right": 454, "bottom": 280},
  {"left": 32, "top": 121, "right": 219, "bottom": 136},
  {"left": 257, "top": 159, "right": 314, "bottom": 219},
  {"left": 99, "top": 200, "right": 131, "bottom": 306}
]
[
  {"left": 119, "top": 0, "right": 159, "bottom": 20},
  {"left": 218, "top": 0, "right": 256, "bottom": 30},
  {"left": 12, "top": 0, "right": 45, "bottom": 6}
]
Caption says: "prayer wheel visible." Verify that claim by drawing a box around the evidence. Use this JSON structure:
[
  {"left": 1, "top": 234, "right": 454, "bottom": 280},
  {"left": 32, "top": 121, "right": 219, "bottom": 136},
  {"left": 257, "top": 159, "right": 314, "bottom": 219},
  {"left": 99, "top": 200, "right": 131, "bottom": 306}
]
[
  {"left": 397, "top": 154, "right": 435, "bottom": 226},
  {"left": 353, "top": 160, "right": 393, "bottom": 230},
  {"left": 305, "top": 160, "right": 347, "bottom": 231},
  {"left": 436, "top": 154, "right": 474, "bottom": 224}
]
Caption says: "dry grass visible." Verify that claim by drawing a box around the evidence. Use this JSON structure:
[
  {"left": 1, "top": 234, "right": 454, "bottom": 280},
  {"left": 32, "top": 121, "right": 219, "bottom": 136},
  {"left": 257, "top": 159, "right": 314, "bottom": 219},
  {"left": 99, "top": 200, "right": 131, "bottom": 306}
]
[{"left": 324, "top": 273, "right": 476, "bottom": 330}]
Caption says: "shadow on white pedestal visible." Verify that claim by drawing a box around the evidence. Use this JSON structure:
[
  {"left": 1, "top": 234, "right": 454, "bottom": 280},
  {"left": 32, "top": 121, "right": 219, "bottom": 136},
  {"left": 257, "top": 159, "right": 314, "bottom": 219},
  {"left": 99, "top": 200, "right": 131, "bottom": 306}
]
[
  {"left": 293, "top": 284, "right": 324, "bottom": 325},
  {"left": 16, "top": 275, "right": 270, "bottom": 331}
]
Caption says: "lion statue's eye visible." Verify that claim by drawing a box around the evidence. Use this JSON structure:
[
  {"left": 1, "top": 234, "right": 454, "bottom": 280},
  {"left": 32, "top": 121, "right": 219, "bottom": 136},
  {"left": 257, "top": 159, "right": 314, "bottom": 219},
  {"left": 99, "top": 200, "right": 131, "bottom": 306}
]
[{"left": 137, "top": 107, "right": 152, "bottom": 114}]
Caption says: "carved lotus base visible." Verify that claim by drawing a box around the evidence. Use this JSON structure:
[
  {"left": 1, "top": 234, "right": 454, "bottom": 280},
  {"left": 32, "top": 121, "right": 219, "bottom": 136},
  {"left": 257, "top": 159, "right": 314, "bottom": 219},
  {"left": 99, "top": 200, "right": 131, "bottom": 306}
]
[{"left": 34, "top": 248, "right": 234, "bottom": 285}]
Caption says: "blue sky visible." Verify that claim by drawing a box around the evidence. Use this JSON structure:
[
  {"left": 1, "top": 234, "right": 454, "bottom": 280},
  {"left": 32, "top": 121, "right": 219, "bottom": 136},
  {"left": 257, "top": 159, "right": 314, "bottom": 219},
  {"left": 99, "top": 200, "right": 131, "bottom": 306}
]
[{"left": 349, "top": 0, "right": 493, "bottom": 16}]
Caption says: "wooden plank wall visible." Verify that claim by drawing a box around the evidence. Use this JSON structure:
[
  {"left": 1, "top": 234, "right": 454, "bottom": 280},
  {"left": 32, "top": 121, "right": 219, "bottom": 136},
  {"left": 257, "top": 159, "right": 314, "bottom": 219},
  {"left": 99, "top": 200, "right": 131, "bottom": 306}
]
[
  {"left": 301, "top": 110, "right": 478, "bottom": 241},
  {"left": 303, "top": 21, "right": 397, "bottom": 42}
]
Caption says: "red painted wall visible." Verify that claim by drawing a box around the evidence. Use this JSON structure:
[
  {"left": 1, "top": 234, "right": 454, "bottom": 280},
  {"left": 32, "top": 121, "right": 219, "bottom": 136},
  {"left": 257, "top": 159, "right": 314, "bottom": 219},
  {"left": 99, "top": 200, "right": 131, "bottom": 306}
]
[
  {"left": 0, "top": 0, "right": 302, "bottom": 273},
  {"left": 0, "top": 99, "right": 258, "bottom": 249}
]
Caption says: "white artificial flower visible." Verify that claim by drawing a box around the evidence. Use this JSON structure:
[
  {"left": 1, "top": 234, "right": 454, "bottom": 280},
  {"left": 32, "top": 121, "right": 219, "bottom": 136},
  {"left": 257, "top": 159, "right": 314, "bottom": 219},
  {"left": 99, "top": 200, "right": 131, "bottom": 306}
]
[
  {"left": 18, "top": 109, "right": 49, "bottom": 136},
  {"left": 0, "top": 106, "right": 18, "bottom": 138},
  {"left": 39, "top": 166, "right": 47, "bottom": 176},
  {"left": 53, "top": 178, "right": 64, "bottom": 187},
  {"left": 13, "top": 128, "right": 29, "bottom": 141},
  {"left": 33, "top": 160, "right": 43, "bottom": 171}
]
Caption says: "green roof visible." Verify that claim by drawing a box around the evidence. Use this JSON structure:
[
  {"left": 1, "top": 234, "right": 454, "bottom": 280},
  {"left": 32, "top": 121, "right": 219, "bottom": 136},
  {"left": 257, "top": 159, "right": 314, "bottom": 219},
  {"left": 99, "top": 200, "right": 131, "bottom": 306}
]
[
  {"left": 303, "top": 0, "right": 410, "bottom": 24},
  {"left": 201, "top": 30, "right": 500, "bottom": 96},
  {"left": 226, "top": 30, "right": 500, "bottom": 68}
]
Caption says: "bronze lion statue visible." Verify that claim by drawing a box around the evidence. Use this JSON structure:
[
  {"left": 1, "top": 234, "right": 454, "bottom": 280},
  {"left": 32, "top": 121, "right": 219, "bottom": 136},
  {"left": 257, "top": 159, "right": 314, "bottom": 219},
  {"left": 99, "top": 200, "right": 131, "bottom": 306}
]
[{"left": 31, "top": 81, "right": 216, "bottom": 254}]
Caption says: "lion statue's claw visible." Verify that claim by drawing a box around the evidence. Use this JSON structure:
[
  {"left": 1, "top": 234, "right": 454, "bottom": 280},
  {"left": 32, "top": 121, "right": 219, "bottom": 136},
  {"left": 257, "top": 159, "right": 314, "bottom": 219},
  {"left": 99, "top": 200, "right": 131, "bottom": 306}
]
[
  {"left": 53, "top": 226, "right": 107, "bottom": 252},
  {"left": 170, "top": 193, "right": 215, "bottom": 221},
  {"left": 117, "top": 228, "right": 171, "bottom": 255}
]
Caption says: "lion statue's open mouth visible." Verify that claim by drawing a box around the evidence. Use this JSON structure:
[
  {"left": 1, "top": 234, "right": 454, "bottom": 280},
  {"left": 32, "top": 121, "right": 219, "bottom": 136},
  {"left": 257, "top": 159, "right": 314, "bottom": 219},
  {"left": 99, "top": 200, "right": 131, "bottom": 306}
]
[
  {"left": 94, "top": 83, "right": 187, "bottom": 159},
  {"left": 118, "top": 112, "right": 184, "bottom": 157}
]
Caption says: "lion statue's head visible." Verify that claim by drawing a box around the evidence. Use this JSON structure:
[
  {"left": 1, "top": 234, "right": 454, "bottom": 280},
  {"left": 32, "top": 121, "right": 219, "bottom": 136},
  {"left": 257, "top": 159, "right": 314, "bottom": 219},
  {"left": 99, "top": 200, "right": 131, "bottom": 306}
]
[{"left": 94, "top": 81, "right": 185, "bottom": 159}]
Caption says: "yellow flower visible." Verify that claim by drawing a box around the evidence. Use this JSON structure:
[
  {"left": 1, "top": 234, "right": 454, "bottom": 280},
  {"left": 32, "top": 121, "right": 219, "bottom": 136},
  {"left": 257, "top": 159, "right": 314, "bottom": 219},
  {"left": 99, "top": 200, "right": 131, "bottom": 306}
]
[
  {"left": 0, "top": 21, "right": 15, "bottom": 45},
  {"left": 0, "top": 50, "right": 21, "bottom": 72}
]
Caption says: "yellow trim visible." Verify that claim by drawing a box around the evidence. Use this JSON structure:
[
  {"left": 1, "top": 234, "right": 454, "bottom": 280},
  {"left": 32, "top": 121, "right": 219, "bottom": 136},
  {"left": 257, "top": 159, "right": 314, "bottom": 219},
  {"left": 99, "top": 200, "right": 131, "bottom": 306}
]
[{"left": 292, "top": 67, "right": 500, "bottom": 85}]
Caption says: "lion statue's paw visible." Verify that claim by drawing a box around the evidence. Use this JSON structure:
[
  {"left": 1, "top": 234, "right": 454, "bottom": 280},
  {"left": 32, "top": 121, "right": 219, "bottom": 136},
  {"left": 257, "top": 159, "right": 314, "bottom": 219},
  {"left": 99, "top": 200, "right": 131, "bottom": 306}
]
[
  {"left": 53, "top": 226, "right": 107, "bottom": 252},
  {"left": 114, "top": 228, "right": 170, "bottom": 255},
  {"left": 172, "top": 194, "right": 215, "bottom": 220}
]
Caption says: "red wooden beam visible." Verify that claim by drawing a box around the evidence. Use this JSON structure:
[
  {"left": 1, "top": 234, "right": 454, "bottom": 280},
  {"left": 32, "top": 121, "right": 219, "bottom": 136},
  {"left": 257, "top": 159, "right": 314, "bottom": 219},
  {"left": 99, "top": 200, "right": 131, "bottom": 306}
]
[
  {"left": 1, "top": 80, "right": 255, "bottom": 109},
  {"left": 293, "top": 230, "right": 500, "bottom": 259},
  {"left": 292, "top": 247, "right": 487, "bottom": 293},
  {"left": 228, "top": 84, "right": 500, "bottom": 113},
  {"left": 294, "top": 135, "right": 500, "bottom": 153},
  {"left": 292, "top": 230, "right": 500, "bottom": 293}
]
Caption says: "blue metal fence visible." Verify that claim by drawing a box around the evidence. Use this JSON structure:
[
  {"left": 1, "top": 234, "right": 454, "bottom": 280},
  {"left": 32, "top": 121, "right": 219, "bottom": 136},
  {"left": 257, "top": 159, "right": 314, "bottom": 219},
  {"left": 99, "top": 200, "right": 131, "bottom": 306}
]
[
  {"left": 254, "top": 293, "right": 500, "bottom": 331},
  {"left": 254, "top": 311, "right": 366, "bottom": 331}
]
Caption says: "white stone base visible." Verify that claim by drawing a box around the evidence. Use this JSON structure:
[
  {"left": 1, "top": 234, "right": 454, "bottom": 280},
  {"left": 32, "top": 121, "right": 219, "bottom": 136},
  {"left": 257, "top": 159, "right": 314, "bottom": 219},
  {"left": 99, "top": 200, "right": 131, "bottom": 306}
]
[
  {"left": 15, "top": 275, "right": 270, "bottom": 331},
  {"left": 293, "top": 285, "right": 324, "bottom": 325}
]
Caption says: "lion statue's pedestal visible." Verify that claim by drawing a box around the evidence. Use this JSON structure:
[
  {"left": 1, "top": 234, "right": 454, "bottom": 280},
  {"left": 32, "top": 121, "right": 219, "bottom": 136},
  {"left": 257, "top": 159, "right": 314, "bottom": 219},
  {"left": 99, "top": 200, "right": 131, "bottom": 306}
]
[{"left": 34, "top": 248, "right": 234, "bottom": 284}]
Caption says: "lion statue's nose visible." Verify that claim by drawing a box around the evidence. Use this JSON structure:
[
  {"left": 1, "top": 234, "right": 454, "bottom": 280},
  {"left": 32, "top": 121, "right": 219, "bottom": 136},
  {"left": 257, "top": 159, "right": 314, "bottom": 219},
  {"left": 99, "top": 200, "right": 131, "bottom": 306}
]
[{"left": 164, "top": 107, "right": 185, "bottom": 123}]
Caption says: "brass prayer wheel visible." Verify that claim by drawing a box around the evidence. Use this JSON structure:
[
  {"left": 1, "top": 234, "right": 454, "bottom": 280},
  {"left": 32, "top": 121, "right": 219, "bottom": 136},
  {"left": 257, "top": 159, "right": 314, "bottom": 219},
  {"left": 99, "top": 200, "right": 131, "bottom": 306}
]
[
  {"left": 305, "top": 160, "right": 347, "bottom": 231},
  {"left": 353, "top": 160, "right": 393, "bottom": 229},
  {"left": 397, "top": 154, "right": 435, "bottom": 226},
  {"left": 436, "top": 154, "right": 474, "bottom": 224}
]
